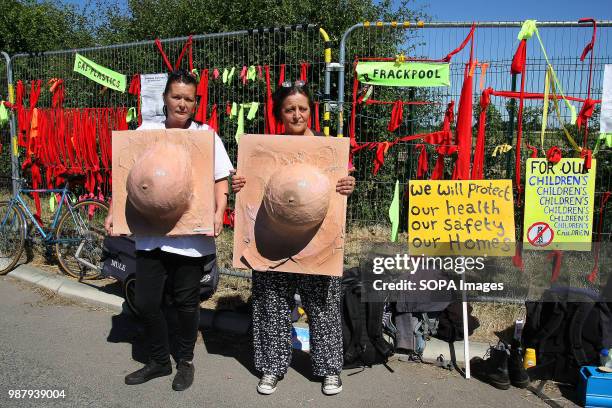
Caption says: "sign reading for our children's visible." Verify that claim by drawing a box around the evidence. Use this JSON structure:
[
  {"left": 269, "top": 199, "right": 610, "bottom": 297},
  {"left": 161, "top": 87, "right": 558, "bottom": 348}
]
[
  {"left": 523, "top": 158, "right": 596, "bottom": 251},
  {"left": 408, "top": 180, "right": 515, "bottom": 256},
  {"left": 356, "top": 61, "right": 450, "bottom": 87}
]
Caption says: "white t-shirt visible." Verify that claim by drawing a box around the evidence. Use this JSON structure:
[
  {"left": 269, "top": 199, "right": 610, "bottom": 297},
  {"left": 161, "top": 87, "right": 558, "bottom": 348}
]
[{"left": 132, "top": 119, "right": 234, "bottom": 257}]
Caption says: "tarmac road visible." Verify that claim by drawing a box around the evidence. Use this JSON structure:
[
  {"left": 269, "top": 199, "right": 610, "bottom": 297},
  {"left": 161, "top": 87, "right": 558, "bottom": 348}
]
[{"left": 0, "top": 275, "right": 570, "bottom": 408}]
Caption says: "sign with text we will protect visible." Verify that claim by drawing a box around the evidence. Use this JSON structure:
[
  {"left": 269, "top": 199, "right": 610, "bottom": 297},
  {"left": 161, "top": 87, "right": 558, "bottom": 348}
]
[
  {"left": 408, "top": 180, "right": 515, "bottom": 256},
  {"left": 523, "top": 158, "right": 596, "bottom": 251}
]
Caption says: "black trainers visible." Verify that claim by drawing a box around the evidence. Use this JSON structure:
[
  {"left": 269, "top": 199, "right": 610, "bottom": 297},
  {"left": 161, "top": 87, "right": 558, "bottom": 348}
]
[
  {"left": 508, "top": 342, "right": 530, "bottom": 388},
  {"left": 471, "top": 342, "right": 511, "bottom": 390},
  {"left": 172, "top": 360, "right": 195, "bottom": 391},
  {"left": 125, "top": 361, "right": 172, "bottom": 385}
]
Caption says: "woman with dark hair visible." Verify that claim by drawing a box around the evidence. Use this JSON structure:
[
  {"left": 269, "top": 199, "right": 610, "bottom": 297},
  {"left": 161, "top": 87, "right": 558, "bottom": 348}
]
[
  {"left": 231, "top": 81, "right": 355, "bottom": 396},
  {"left": 104, "top": 70, "right": 233, "bottom": 391}
]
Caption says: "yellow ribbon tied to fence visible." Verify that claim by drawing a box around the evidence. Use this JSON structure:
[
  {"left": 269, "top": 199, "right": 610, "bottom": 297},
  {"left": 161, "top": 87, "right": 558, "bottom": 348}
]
[
  {"left": 541, "top": 66, "right": 581, "bottom": 152},
  {"left": 492, "top": 144, "right": 512, "bottom": 157},
  {"left": 533, "top": 25, "right": 577, "bottom": 125}
]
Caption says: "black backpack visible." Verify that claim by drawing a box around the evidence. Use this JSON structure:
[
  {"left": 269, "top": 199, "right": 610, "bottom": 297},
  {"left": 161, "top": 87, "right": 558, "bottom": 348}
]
[
  {"left": 435, "top": 302, "right": 480, "bottom": 343},
  {"left": 341, "top": 267, "right": 394, "bottom": 368},
  {"left": 522, "top": 287, "right": 612, "bottom": 384},
  {"left": 102, "top": 237, "right": 219, "bottom": 303}
]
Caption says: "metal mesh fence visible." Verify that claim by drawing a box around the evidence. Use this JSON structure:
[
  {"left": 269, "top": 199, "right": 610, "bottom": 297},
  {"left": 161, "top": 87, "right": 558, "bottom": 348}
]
[
  {"left": 9, "top": 25, "right": 330, "bottom": 203},
  {"left": 0, "top": 53, "right": 11, "bottom": 194},
  {"left": 338, "top": 21, "right": 612, "bottom": 242}
]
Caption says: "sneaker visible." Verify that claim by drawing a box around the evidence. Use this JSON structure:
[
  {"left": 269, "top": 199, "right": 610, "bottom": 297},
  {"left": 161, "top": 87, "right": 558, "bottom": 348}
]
[
  {"left": 322, "top": 374, "right": 343, "bottom": 395},
  {"left": 124, "top": 361, "right": 172, "bottom": 385},
  {"left": 471, "top": 342, "right": 511, "bottom": 390},
  {"left": 172, "top": 360, "right": 195, "bottom": 391},
  {"left": 508, "top": 342, "right": 530, "bottom": 388},
  {"left": 257, "top": 374, "right": 279, "bottom": 395}
]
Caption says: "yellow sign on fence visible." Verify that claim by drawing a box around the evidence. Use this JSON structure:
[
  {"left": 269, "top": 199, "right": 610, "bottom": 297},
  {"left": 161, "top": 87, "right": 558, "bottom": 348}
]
[
  {"left": 523, "top": 158, "right": 596, "bottom": 251},
  {"left": 408, "top": 180, "right": 515, "bottom": 256}
]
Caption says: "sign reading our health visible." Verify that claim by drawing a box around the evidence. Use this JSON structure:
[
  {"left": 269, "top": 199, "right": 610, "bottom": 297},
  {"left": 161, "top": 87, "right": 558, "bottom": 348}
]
[
  {"left": 523, "top": 158, "right": 596, "bottom": 251},
  {"left": 356, "top": 61, "right": 450, "bottom": 87},
  {"left": 408, "top": 180, "right": 515, "bottom": 256}
]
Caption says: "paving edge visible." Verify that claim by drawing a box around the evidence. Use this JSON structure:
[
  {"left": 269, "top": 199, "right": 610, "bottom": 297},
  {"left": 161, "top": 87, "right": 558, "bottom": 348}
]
[
  {"left": 8, "top": 264, "right": 124, "bottom": 313},
  {"left": 6, "top": 264, "right": 492, "bottom": 364}
]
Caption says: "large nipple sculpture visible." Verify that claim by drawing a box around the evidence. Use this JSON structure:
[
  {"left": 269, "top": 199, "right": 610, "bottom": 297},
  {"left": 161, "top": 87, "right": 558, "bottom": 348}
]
[
  {"left": 262, "top": 163, "right": 331, "bottom": 233},
  {"left": 126, "top": 141, "right": 193, "bottom": 224}
]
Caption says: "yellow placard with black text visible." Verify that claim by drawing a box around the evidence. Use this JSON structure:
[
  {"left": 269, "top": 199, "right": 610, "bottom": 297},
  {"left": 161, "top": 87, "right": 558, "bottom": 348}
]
[
  {"left": 523, "top": 158, "right": 596, "bottom": 251},
  {"left": 408, "top": 180, "right": 515, "bottom": 256}
]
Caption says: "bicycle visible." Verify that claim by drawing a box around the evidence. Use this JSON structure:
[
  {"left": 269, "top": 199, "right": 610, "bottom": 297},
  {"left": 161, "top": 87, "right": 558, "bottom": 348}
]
[{"left": 0, "top": 174, "right": 109, "bottom": 279}]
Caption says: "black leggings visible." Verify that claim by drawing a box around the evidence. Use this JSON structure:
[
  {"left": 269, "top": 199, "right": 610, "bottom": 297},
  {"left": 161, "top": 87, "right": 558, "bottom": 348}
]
[{"left": 135, "top": 249, "right": 206, "bottom": 365}]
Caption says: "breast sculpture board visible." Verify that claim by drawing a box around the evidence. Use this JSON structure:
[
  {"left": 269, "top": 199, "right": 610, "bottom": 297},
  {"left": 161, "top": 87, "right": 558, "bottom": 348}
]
[
  {"left": 233, "top": 134, "right": 350, "bottom": 276},
  {"left": 111, "top": 129, "right": 215, "bottom": 236}
]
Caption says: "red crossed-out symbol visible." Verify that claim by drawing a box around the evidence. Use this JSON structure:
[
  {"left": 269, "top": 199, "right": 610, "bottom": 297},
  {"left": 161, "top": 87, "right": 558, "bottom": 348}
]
[{"left": 527, "top": 222, "right": 554, "bottom": 247}]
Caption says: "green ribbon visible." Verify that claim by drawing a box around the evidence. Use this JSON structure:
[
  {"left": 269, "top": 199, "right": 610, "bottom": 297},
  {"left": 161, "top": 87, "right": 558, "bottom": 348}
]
[
  {"left": 388, "top": 180, "right": 400, "bottom": 242},
  {"left": 0, "top": 102, "right": 8, "bottom": 126},
  {"left": 362, "top": 86, "right": 373, "bottom": 102},
  {"left": 191, "top": 68, "right": 200, "bottom": 82},
  {"left": 246, "top": 102, "right": 259, "bottom": 120},
  {"left": 247, "top": 65, "right": 257, "bottom": 81},
  {"left": 49, "top": 194, "right": 56, "bottom": 212},
  {"left": 356, "top": 61, "right": 450, "bottom": 87},
  {"left": 517, "top": 20, "right": 537, "bottom": 40},
  {"left": 234, "top": 102, "right": 260, "bottom": 143},
  {"left": 230, "top": 102, "right": 238, "bottom": 119},
  {"left": 594, "top": 133, "right": 612, "bottom": 155},
  {"left": 126, "top": 107, "right": 136, "bottom": 123},
  {"left": 73, "top": 53, "right": 126, "bottom": 92},
  {"left": 532, "top": 26, "right": 577, "bottom": 124},
  {"left": 236, "top": 105, "right": 245, "bottom": 144},
  {"left": 223, "top": 67, "right": 236, "bottom": 84}
]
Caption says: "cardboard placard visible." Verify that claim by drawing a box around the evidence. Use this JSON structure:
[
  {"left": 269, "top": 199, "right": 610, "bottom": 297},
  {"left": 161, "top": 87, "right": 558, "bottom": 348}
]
[
  {"left": 232, "top": 134, "right": 350, "bottom": 276},
  {"left": 111, "top": 129, "right": 215, "bottom": 236},
  {"left": 408, "top": 180, "right": 515, "bottom": 256},
  {"left": 523, "top": 158, "right": 596, "bottom": 251}
]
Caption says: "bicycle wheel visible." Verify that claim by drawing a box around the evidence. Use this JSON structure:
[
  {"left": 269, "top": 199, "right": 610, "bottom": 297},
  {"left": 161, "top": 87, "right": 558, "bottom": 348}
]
[
  {"left": 123, "top": 275, "right": 140, "bottom": 317},
  {"left": 0, "top": 202, "right": 26, "bottom": 275},
  {"left": 55, "top": 199, "right": 109, "bottom": 280}
]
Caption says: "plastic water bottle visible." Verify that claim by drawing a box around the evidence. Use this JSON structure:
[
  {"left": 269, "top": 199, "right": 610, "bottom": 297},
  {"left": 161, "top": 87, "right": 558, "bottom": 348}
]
[{"left": 600, "top": 348, "right": 612, "bottom": 371}]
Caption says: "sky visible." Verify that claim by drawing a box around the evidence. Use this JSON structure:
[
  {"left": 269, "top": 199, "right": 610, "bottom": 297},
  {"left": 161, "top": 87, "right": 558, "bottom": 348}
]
[
  {"left": 409, "top": 0, "right": 612, "bottom": 22},
  {"left": 65, "top": 0, "right": 612, "bottom": 22}
]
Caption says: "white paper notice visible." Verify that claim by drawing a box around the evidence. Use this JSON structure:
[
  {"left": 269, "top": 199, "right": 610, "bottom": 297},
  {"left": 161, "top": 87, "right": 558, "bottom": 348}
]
[
  {"left": 140, "top": 73, "right": 168, "bottom": 122},
  {"left": 600, "top": 65, "right": 612, "bottom": 134}
]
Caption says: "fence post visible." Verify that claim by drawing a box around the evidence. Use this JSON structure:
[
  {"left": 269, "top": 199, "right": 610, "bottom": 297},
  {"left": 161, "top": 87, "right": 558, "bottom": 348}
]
[
  {"left": 337, "top": 23, "right": 362, "bottom": 138},
  {"left": 319, "top": 27, "right": 332, "bottom": 136},
  {"left": 1, "top": 51, "right": 18, "bottom": 195}
]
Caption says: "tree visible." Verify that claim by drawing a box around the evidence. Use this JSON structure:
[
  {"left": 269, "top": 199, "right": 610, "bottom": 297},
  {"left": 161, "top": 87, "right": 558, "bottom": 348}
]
[
  {"left": 97, "top": 0, "right": 426, "bottom": 45},
  {"left": 0, "top": 0, "right": 94, "bottom": 54}
]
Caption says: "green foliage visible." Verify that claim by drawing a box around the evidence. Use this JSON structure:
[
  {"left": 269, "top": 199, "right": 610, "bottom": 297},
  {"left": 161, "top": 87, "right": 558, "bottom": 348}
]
[
  {"left": 0, "top": 0, "right": 94, "bottom": 54},
  {"left": 96, "top": 0, "right": 425, "bottom": 45}
]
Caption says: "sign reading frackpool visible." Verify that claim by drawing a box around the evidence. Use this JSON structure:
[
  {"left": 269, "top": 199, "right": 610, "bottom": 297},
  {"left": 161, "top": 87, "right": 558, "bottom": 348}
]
[
  {"left": 523, "top": 158, "right": 596, "bottom": 251},
  {"left": 356, "top": 61, "right": 450, "bottom": 87}
]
